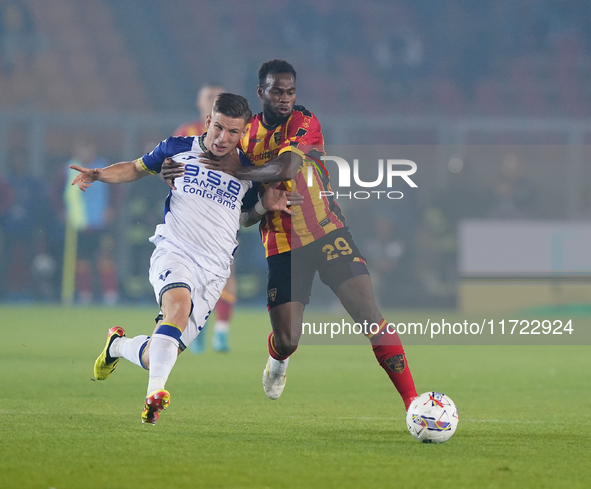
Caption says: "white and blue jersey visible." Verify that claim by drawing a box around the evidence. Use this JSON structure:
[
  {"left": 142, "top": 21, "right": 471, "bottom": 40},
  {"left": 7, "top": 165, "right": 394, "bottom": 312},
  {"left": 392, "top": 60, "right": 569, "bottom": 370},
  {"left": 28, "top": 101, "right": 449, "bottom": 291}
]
[{"left": 139, "top": 134, "right": 254, "bottom": 277}]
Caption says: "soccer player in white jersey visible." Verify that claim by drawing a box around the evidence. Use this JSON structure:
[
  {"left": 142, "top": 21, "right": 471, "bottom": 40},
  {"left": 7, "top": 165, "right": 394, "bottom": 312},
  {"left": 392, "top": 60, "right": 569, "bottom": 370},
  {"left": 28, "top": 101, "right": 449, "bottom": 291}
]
[{"left": 70, "top": 93, "right": 298, "bottom": 424}]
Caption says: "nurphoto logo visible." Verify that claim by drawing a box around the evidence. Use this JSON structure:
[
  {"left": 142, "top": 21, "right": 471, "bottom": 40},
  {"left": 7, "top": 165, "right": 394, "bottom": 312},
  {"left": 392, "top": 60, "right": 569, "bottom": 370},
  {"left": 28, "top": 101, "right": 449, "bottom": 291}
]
[{"left": 306, "top": 154, "right": 418, "bottom": 200}]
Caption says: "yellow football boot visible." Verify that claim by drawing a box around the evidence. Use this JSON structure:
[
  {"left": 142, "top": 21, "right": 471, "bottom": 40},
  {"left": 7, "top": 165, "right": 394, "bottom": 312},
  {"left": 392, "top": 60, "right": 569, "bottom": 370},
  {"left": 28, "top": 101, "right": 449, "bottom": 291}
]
[{"left": 93, "top": 326, "right": 125, "bottom": 380}]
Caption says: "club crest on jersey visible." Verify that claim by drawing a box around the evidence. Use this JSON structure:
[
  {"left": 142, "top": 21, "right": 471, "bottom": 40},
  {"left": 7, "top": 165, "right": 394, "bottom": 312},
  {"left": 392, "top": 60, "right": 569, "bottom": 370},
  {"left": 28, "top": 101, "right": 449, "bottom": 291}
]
[
  {"left": 268, "top": 288, "right": 277, "bottom": 302},
  {"left": 274, "top": 132, "right": 282, "bottom": 144},
  {"left": 385, "top": 354, "right": 405, "bottom": 373},
  {"left": 159, "top": 269, "right": 172, "bottom": 281}
]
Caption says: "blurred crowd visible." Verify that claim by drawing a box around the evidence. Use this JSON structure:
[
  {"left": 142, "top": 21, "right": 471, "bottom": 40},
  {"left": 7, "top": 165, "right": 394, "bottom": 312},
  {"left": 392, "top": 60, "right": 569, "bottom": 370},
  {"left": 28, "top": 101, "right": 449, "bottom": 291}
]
[
  {"left": 1, "top": 0, "right": 591, "bottom": 306},
  {"left": 2, "top": 0, "right": 591, "bottom": 115}
]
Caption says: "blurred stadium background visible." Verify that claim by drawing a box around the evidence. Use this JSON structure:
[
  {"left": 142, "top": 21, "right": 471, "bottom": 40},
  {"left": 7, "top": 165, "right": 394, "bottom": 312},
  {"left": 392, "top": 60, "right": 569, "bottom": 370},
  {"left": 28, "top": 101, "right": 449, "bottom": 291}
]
[{"left": 1, "top": 0, "right": 591, "bottom": 311}]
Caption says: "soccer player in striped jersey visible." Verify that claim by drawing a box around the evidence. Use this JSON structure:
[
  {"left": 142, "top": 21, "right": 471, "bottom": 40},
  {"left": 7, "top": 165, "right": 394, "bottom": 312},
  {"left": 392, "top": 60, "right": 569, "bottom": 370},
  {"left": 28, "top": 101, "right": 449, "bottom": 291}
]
[
  {"left": 163, "top": 60, "right": 418, "bottom": 411},
  {"left": 71, "top": 93, "right": 298, "bottom": 424},
  {"left": 174, "top": 84, "right": 237, "bottom": 354}
]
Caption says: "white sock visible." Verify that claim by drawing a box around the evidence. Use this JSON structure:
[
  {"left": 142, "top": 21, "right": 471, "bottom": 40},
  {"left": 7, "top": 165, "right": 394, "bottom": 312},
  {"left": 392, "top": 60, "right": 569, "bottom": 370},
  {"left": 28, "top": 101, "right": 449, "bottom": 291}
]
[
  {"left": 146, "top": 335, "right": 178, "bottom": 395},
  {"left": 213, "top": 320, "right": 229, "bottom": 334},
  {"left": 270, "top": 356, "right": 289, "bottom": 377},
  {"left": 110, "top": 335, "right": 149, "bottom": 368}
]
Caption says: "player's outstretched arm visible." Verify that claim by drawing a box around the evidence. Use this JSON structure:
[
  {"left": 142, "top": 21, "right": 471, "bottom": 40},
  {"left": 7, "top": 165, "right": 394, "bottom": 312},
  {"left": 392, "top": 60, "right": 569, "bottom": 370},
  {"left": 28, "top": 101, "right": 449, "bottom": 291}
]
[
  {"left": 70, "top": 160, "right": 149, "bottom": 191},
  {"left": 202, "top": 152, "right": 302, "bottom": 183}
]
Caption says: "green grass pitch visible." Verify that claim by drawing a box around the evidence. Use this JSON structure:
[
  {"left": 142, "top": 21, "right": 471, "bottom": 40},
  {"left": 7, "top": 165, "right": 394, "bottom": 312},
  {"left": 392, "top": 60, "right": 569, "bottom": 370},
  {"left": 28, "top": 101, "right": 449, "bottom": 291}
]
[{"left": 1, "top": 305, "right": 590, "bottom": 488}]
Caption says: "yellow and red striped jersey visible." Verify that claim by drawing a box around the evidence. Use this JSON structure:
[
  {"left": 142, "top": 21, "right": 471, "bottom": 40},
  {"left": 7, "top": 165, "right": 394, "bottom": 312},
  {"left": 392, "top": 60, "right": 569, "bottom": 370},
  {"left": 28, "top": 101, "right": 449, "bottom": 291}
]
[
  {"left": 174, "top": 120, "right": 205, "bottom": 137},
  {"left": 241, "top": 105, "right": 346, "bottom": 257}
]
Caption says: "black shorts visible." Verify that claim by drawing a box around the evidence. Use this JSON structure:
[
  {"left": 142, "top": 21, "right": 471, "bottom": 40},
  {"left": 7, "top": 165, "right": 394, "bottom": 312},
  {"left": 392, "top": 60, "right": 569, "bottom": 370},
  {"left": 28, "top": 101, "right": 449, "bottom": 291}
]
[{"left": 266, "top": 227, "right": 369, "bottom": 309}]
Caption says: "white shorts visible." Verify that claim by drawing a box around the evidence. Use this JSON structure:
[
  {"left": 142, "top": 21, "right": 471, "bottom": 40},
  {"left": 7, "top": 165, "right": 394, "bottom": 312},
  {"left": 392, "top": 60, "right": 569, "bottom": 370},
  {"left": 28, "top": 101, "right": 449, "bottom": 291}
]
[{"left": 148, "top": 244, "right": 227, "bottom": 349}]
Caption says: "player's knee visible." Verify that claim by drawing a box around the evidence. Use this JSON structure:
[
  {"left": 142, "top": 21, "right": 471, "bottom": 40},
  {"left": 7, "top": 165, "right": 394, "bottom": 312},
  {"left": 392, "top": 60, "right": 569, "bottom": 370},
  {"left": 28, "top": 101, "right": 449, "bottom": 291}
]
[
  {"left": 161, "top": 293, "right": 191, "bottom": 328},
  {"left": 163, "top": 304, "right": 190, "bottom": 324}
]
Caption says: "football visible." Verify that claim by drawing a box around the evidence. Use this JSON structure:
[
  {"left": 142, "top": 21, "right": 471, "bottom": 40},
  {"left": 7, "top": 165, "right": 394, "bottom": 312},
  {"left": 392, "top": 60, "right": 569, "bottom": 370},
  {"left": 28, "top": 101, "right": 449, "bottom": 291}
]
[{"left": 406, "top": 392, "right": 459, "bottom": 443}]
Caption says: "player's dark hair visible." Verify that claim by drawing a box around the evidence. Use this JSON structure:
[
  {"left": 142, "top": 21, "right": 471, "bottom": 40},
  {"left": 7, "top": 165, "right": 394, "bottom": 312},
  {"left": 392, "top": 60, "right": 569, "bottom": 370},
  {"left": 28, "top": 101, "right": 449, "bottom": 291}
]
[
  {"left": 258, "top": 59, "right": 297, "bottom": 86},
  {"left": 212, "top": 93, "right": 252, "bottom": 123}
]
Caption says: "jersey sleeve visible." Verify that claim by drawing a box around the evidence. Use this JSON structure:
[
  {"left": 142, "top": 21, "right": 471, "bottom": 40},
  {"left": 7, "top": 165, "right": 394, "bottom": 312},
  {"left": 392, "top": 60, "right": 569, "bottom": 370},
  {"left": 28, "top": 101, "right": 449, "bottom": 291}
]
[
  {"left": 239, "top": 149, "right": 253, "bottom": 168},
  {"left": 241, "top": 183, "right": 260, "bottom": 211},
  {"left": 138, "top": 136, "right": 195, "bottom": 174},
  {"left": 238, "top": 148, "right": 257, "bottom": 208},
  {"left": 278, "top": 108, "right": 324, "bottom": 158}
]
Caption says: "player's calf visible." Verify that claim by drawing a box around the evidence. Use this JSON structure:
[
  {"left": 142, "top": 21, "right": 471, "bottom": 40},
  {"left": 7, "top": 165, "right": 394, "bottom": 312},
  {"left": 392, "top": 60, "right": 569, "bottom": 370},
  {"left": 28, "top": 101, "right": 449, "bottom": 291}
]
[{"left": 368, "top": 319, "right": 418, "bottom": 410}]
